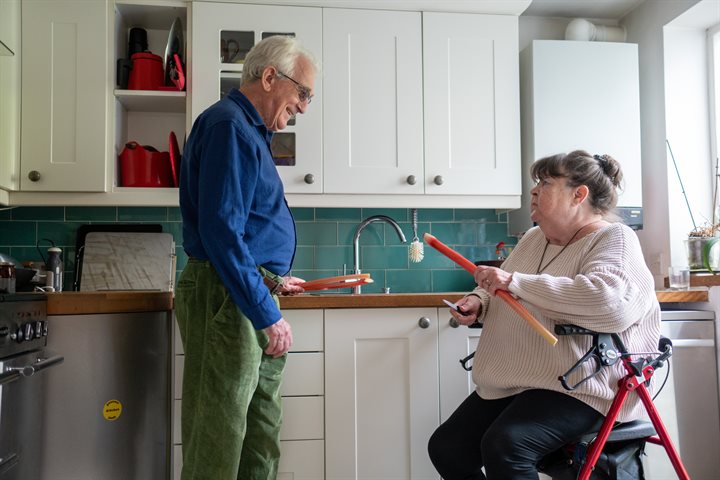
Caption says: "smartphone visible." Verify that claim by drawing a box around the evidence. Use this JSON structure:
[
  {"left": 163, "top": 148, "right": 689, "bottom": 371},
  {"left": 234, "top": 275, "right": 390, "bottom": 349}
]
[{"left": 443, "top": 299, "right": 464, "bottom": 313}]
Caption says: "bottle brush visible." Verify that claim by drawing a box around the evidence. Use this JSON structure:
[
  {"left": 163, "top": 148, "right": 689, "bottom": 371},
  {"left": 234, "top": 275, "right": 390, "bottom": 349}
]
[{"left": 409, "top": 208, "right": 424, "bottom": 263}]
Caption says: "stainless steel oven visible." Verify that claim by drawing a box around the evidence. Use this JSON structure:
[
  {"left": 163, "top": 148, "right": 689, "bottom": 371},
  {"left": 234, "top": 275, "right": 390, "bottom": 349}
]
[{"left": 0, "top": 293, "right": 63, "bottom": 479}]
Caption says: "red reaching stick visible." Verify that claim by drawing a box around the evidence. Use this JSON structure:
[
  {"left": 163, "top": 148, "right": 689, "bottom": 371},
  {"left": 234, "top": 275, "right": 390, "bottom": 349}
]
[
  {"left": 299, "top": 274, "right": 373, "bottom": 291},
  {"left": 424, "top": 233, "right": 557, "bottom": 346}
]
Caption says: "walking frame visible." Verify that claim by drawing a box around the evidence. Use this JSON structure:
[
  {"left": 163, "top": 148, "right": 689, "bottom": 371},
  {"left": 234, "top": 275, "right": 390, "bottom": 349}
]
[
  {"left": 553, "top": 324, "right": 690, "bottom": 479},
  {"left": 459, "top": 324, "right": 691, "bottom": 479}
]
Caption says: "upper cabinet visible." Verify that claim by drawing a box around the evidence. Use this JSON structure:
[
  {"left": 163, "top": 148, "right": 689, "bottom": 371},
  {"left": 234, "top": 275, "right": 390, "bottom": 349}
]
[
  {"left": 192, "top": 2, "right": 323, "bottom": 194},
  {"left": 0, "top": 0, "right": 20, "bottom": 196},
  {"left": 323, "top": 9, "right": 424, "bottom": 195},
  {"left": 4, "top": 1, "right": 522, "bottom": 207},
  {"left": 20, "top": 0, "right": 108, "bottom": 192},
  {"left": 423, "top": 13, "right": 520, "bottom": 197},
  {"left": 322, "top": 9, "right": 520, "bottom": 204},
  {"left": 111, "top": 1, "right": 188, "bottom": 202}
]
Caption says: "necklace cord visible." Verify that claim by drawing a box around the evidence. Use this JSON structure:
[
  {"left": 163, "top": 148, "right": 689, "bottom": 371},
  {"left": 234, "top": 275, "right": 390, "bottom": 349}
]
[{"left": 536, "top": 223, "right": 598, "bottom": 274}]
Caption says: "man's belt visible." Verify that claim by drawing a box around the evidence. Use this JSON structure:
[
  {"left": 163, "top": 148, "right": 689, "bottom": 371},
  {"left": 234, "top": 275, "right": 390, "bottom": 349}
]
[{"left": 259, "top": 266, "right": 284, "bottom": 295}]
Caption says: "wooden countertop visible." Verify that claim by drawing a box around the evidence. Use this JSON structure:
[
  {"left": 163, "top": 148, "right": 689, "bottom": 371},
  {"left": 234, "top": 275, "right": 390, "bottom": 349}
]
[
  {"left": 279, "top": 292, "right": 467, "bottom": 309},
  {"left": 281, "top": 288, "right": 710, "bottom": 309},
  {"left": 655, "top": 287, "right": 708, "bottom": 303},
  {"left": 47, "top": 291, "right": 174, "bottom": 315},
  {"left": 43, "top": 287, "right": 709, "bottom": 315}
]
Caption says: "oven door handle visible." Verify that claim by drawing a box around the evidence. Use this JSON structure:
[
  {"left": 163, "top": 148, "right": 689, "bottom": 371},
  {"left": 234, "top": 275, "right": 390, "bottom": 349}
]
[
  {"left": 0, "top": 452, "right": 19, "bottom": 474},
  {"left": 0, "top": 354, "right": 64, "bottom": 385}
]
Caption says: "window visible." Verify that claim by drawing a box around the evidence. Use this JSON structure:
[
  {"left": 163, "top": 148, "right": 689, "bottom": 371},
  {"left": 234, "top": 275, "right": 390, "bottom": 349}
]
[{"left": 708, "top": 23, "right": 720, "bottom": 221}]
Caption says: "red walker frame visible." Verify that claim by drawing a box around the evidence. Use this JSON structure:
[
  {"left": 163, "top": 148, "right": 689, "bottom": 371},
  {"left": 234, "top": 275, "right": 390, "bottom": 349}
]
[{"left": 557, "top": 325, "right": 690, "bottom": 480}]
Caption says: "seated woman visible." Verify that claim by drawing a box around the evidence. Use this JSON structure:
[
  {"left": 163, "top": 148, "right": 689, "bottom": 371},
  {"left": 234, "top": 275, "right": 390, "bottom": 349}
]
[{"left": 428, "top": 150, "right": 660, "bottom": 479}]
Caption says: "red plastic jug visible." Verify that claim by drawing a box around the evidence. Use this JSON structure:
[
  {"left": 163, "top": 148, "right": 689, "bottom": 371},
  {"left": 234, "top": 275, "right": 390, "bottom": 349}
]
[
  {"left": 119, "top": 142, "right": 172, "bottom": 187},
  {"left": 128, "top": 52, "right": 164, "bottom": 90}
]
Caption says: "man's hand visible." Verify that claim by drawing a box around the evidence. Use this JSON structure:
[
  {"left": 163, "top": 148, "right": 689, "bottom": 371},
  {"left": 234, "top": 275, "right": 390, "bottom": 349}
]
[
  {"left": 263, "top": 318, "right": 293, "bottom": 358},
  {"left": 278, "top": 276, "right": 305, "bottom": 296}
]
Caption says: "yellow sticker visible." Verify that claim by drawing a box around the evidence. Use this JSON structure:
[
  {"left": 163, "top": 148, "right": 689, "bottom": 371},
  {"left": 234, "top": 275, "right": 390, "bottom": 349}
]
[{"left": 103, "top": 399, "right": 122, "bottom": 421}]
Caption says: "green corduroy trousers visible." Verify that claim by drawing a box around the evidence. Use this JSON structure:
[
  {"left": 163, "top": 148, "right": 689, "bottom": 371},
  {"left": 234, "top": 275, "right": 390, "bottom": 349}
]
[{"left": 175, "top": 259, "right": 286, "bottom": 480}]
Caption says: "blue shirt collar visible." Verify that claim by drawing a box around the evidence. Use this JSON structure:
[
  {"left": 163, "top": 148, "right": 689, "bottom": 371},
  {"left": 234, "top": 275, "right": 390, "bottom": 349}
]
[{"left": 228, "top": 89, "right": 273, "bottom": 144}]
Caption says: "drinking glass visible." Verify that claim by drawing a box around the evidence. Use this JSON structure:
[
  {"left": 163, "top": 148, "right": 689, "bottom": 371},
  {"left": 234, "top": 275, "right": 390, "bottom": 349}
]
[{"left": 668, "top": 266, "right": 690, "bottom": 290}]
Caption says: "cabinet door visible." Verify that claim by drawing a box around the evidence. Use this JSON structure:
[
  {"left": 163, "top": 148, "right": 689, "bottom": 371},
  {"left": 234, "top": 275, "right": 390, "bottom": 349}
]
[
  {"left": 278, "top": 440, "right": 324, "bottom": 480},
  {"left": 0, "top": 0, "right": 20, "bottom": 191},
  {"left": 21, "top": 0, "right": 107, "bottom": 192},
  {"left": 192, "top": 2, "right": 322, "bottom": 194},
  {"left": 438, "top": 310, "right": 482, "bottom": 422},
  {"left": 323, "top": 9, "right": 424, "bottom": 194},
  {"left": 325, "top": 308, "right": 439, "bottom": 480},
  {"left": 423, "top": 13, "right": 520, "bottom": 196}
]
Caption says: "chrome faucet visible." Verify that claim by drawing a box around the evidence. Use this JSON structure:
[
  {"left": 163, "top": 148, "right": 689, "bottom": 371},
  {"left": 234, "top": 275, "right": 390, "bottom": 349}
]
[{"left": 352, "top": 215, "right": 407, "bottom": 294}]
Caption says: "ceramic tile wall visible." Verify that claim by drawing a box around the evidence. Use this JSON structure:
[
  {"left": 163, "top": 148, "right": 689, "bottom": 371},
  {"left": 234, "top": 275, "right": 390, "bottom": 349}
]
[{"left": 0, "top": 206, "right": 515, "bottom": 293}]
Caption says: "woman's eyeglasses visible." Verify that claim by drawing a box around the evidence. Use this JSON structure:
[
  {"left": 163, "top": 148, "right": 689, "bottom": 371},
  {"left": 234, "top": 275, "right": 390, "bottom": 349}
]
[{"left": 277, "top": 71, "right": 313, "bottom": 104}]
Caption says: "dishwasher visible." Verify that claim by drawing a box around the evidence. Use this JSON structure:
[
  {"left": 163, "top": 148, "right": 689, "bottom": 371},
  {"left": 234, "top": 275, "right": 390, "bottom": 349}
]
[{"left": 643, "top": 309, "right": 720, "bottom": 479}]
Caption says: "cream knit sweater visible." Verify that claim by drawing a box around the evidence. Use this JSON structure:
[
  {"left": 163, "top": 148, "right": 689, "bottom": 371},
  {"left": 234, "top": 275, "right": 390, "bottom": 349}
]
[{"left": 471, "top": 223, "right": 660, "bottom": 422}]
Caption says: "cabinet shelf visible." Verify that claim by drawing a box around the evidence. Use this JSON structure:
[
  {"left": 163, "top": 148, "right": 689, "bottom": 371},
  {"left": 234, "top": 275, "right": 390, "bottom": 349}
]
[{"left": 115, "top": 90, "right": 186, "bottom": 113}]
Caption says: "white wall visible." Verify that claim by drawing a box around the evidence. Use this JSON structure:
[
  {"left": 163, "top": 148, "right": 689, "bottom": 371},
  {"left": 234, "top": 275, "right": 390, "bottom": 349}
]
[{"left": 622, "top": 0, "right": 711, "bottom": 287}]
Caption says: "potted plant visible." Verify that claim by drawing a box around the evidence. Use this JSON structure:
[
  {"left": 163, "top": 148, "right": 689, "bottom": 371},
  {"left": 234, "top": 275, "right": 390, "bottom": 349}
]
[{"left": 688, "top": 225, "right": 720, "bottom": 273}]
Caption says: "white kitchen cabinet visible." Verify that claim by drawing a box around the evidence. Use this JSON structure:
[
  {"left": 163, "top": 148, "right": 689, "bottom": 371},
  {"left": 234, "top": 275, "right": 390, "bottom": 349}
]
[
  {"left": 322, "top": 8, "right": 424, "bottom": 195},
  {"left": 322, "top": 9, "right": 520, "bottom": 201},
  {"left": 111, "top": 1, "right": 187, "bottom": 202},
  {"left": 20, "top": 0, "right": 108, "bottom": 192},
  {"left": 277, "top": 439, "right": 324, "bottom": 480},
  {"left": 324, "top": 308, "right": 440, "bottom": 479},
  {"left": 172, "top": 309, "right": 325, "bottom": 480},
  {"left": 0, "top": 0, "right": 20, "bottom": 194},
  {"left": 508, "top": 40, "right": 642, "bottom": 236},
  {"left": 324, "top": 307, "right": 481, "bottom": 479},
  {"left": 192, "top": 2, "right": 323, "bottom": 194},
  {"left": 173, "top": 304, "right": 479, "bottom": 478},
  {"left": 423, "top": 13, "right": 521, "bottom": 196}
]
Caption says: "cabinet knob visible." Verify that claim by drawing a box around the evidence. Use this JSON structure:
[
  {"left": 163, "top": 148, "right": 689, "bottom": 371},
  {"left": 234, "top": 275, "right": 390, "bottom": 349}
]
[
  {"left": 406, "top": 175, "right": 417, "bottom": 185},
  {"left": 28, "top": 170, "right": 41, "bottom": 182},
  {"left": 304, "top": 173, "right": 315, "bottom": 184},
  {"left": 418, "top": 317, "right": 431, "bottom": 329},
  {"left": 433, "top": 175, "right": 444, "bottom": 186},
  {"left": 449, "top": 318, "right": 459, "bottom": 328}
]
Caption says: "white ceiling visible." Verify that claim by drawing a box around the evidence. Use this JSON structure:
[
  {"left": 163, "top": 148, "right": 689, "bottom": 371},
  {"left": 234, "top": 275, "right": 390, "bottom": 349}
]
[{"left": 522, "top": 0, "right": 647, "bottom": 19}]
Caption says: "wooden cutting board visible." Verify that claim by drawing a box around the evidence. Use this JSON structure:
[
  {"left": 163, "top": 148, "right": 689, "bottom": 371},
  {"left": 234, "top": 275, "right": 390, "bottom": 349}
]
[{"left": 79, "top": 232, "right": 176, "bottom": 291}]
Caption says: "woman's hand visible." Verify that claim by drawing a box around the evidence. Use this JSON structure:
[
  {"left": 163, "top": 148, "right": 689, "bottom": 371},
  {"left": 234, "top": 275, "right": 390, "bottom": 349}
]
[
  {"left": 473, "top": 266, "right": 512, "bottom": 296},
  {"left": 279, "top": 276, "right": 305, "bottom": 296},
  {"left": 450, "top": 295, "right": 482, "bottom": 326}
]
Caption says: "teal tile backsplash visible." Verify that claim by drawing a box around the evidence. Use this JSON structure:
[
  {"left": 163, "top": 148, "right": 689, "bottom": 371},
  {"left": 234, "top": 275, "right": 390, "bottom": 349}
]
[{"left": 0, "top": 206, "right": 516, "bottom": 293}]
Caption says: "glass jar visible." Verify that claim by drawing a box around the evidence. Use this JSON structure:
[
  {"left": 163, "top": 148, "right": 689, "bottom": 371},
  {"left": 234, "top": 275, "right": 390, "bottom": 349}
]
[{"left": 0, "top": 262, "right": 16, "bottom": 294}]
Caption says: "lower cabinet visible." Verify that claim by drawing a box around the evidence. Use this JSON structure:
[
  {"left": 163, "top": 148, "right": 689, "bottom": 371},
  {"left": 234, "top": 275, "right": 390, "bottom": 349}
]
[
  {"left": 172, "top": 307, "right": 478, "bottom": 479},
  {"left": 324, "top": 308, "right": 479, "bottom": 480}
]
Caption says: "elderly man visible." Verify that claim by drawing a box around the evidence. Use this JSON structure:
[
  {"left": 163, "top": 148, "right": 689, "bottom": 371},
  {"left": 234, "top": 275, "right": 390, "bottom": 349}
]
[{"left": 175, "top": 35, "right": 317, "bottom": 480}]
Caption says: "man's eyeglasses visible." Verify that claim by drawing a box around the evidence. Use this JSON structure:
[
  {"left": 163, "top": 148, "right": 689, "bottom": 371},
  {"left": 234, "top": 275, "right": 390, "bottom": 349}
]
[{"left": 277, "top": 71, "right": 313, "bottom": 104}]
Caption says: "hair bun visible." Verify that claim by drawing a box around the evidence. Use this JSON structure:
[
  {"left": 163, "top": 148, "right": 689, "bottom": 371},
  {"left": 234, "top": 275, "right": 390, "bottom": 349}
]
[{"left": 594, "top": 154, "right": 621, "bottom": 187}]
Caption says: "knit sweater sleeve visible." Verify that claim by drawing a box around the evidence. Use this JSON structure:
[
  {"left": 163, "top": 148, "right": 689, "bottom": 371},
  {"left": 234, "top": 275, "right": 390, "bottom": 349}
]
[{"left": 508, "top": 223, "right": 655, "bottom": 333}]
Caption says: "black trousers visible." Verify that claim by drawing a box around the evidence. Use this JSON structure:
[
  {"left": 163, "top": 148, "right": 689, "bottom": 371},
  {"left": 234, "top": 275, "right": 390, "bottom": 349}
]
[{"left": 428, "top": 389, "right": 604, "bottom": 480}]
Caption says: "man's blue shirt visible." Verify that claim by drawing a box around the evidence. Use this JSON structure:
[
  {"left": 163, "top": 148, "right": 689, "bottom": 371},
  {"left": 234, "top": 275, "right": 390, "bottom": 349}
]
[{"left": 180, "top": 89, "right": 296, "bottom": 329}]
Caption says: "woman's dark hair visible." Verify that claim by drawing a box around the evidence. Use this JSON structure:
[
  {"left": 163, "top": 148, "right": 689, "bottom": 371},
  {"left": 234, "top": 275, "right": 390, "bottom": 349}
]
[{"left": 530, "top": 150, "right": 624, "bottom": 214}]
